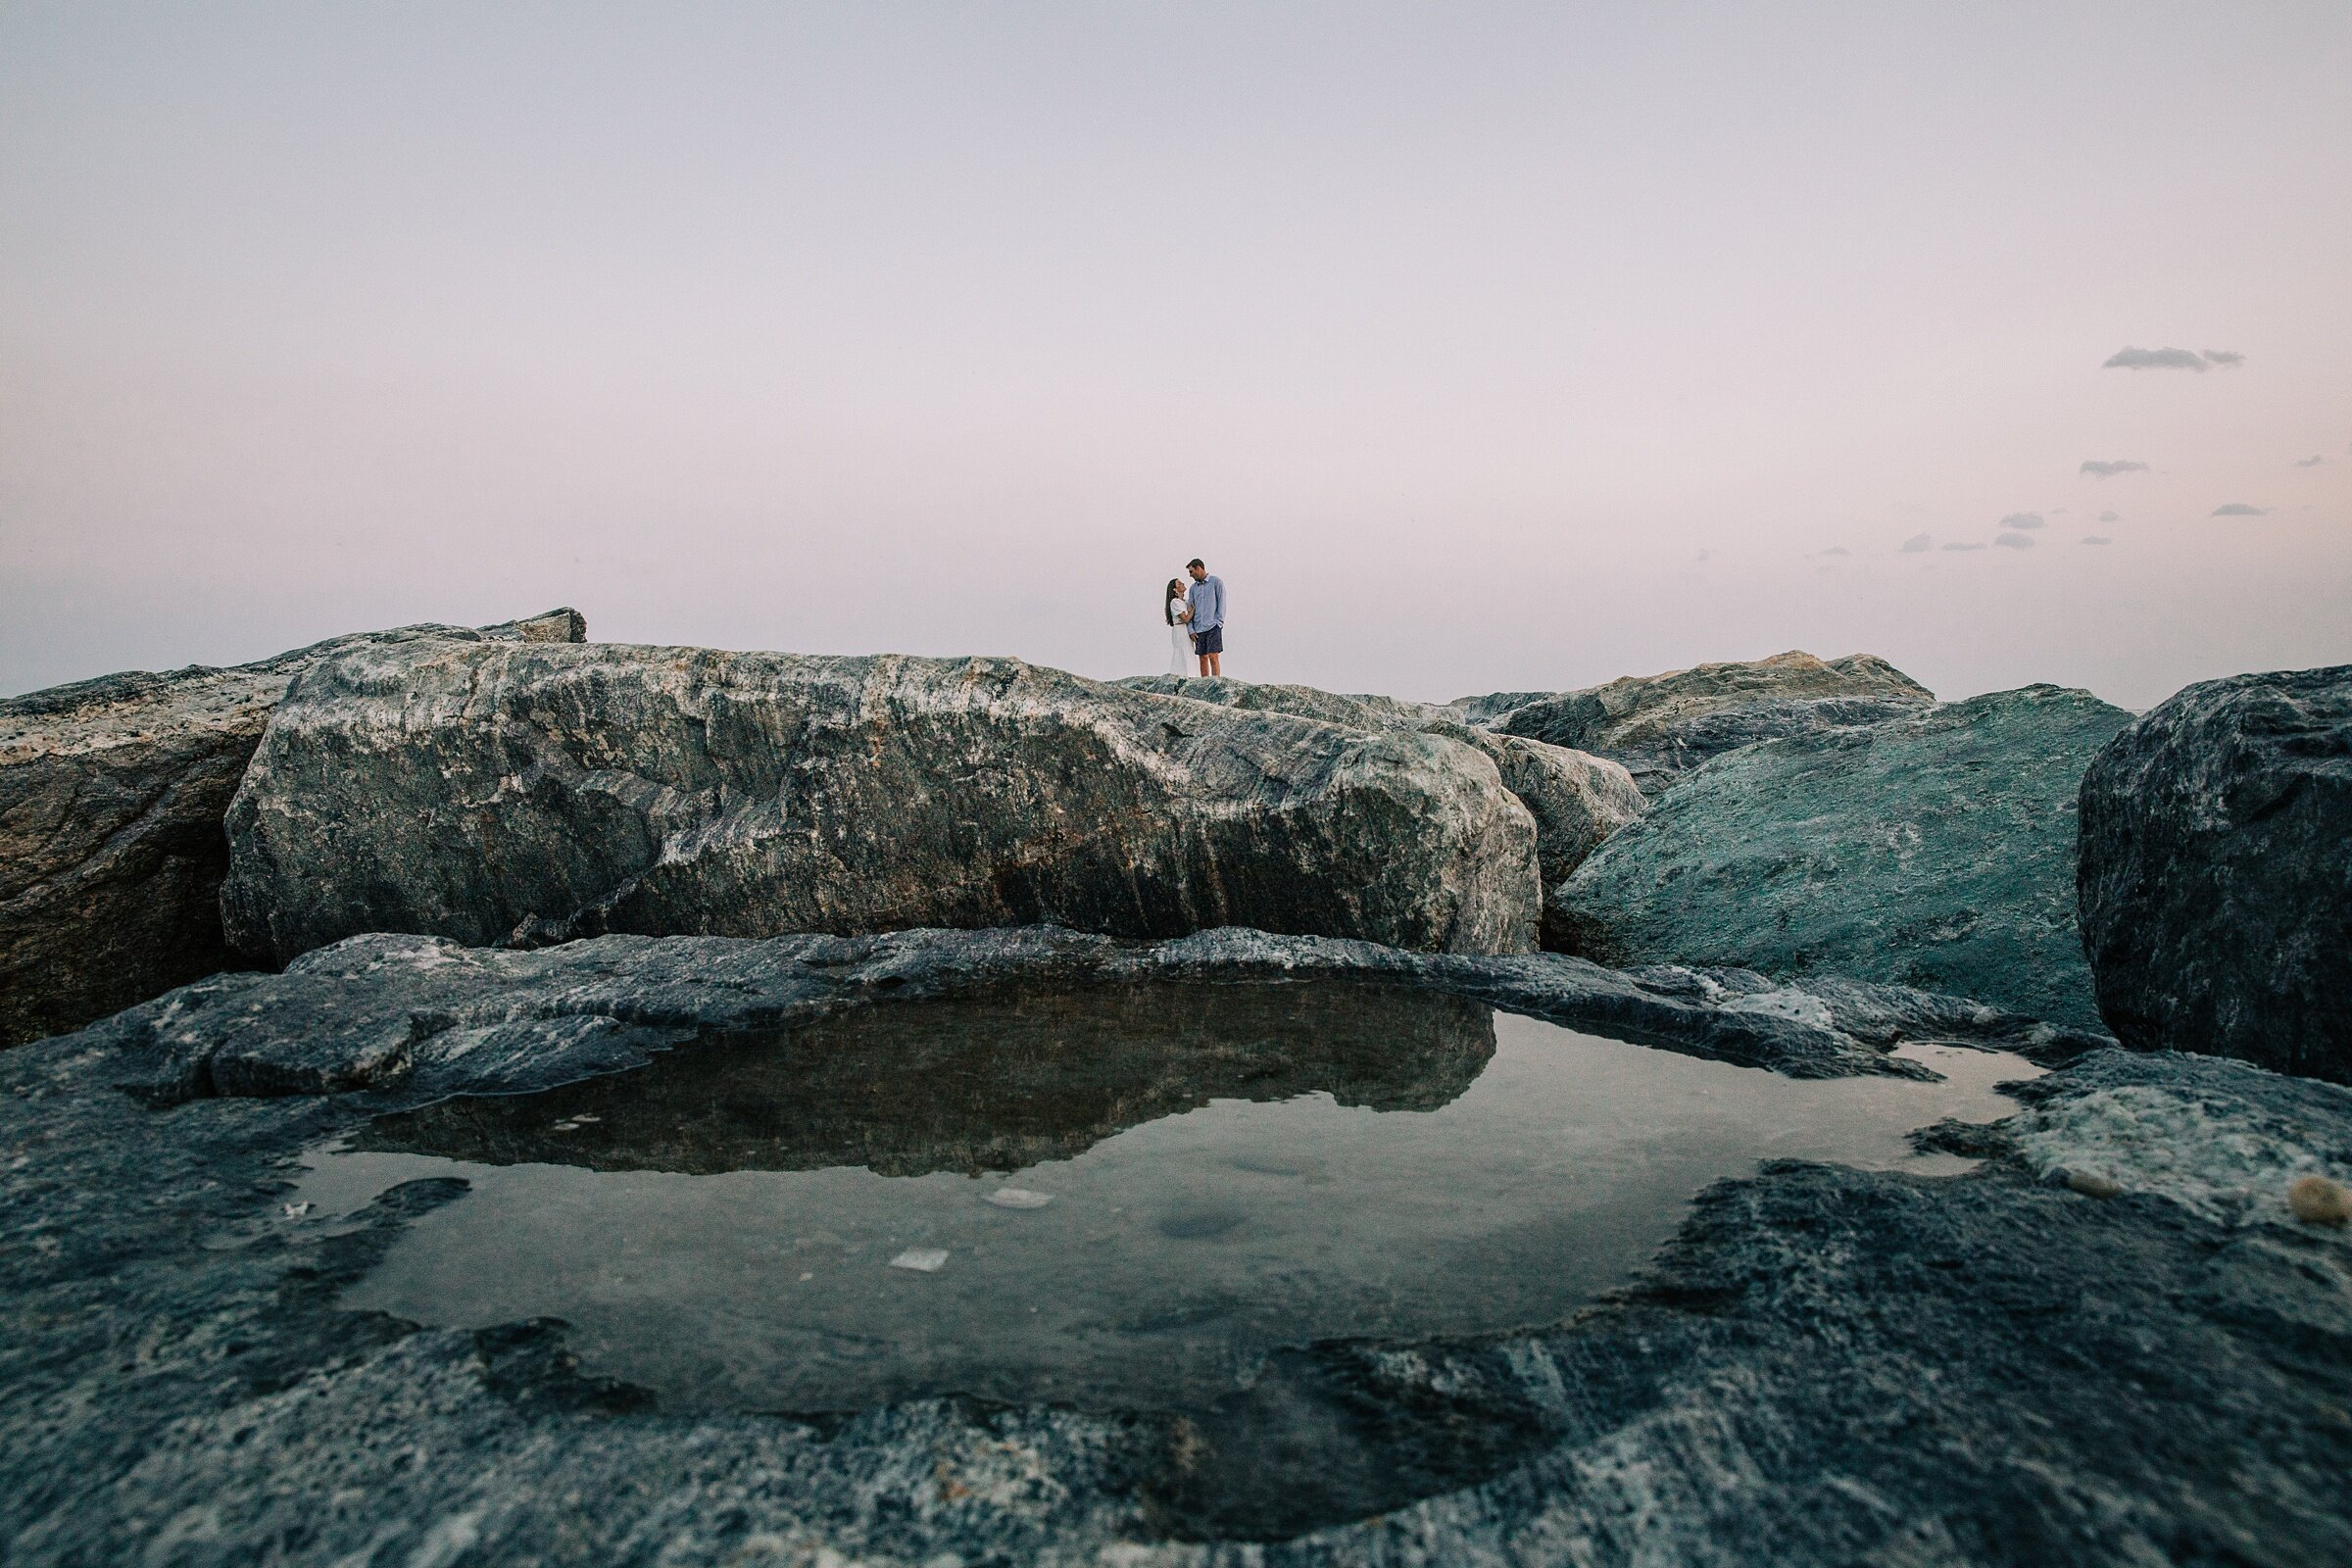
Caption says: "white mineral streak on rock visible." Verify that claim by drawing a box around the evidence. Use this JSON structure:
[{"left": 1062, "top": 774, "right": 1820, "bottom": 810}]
[{"left": 890, "top": 1249, "right": 950, "bottom": 1273}]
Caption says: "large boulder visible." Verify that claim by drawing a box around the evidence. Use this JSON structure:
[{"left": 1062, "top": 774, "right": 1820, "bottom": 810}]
[
  {"left": 0, "top": 609, "right": 584, "bottom": 1046},
  {"left": 1418, "top": 721, "right": 1646, "bottom": 885},
  {"left": 1550, "top": 685, "right": 2133, "bottom": 1028},
  {"left": 220, "top": 643, "right": 1541, "bottom": 963},
  {"left": 1118, "top": 676, "right": 1645, "bottom": 885},
  {"left": 1457, "top": 650, "right": 1936, "bottom": 796},
  {"left": 2078, "top": 665, "right": 2352, "bottom": 1083}
]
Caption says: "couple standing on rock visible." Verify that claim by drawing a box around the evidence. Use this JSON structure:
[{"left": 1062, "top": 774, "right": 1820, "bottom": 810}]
[{"left": 1163, "top": 560, "right": 1227, "bottom": 678}]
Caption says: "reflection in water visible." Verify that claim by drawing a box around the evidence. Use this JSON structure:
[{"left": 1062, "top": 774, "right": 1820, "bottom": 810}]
[
  {"left": 306, "top": 980, "right": 2036, "bottom": 1428},
  {"left": 358, "top": 980, "right": 1494, "bottom": 1177}
]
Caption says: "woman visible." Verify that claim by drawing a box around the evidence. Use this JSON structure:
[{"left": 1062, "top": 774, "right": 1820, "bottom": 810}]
[{"left": 1164, "top": 577, "right": 1194, "bottom": 675}]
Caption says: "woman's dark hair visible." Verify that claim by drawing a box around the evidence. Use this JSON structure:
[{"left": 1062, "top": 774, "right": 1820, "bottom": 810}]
[{"left": 1164, "top": 578, "right": 1186, "bottom": 625}]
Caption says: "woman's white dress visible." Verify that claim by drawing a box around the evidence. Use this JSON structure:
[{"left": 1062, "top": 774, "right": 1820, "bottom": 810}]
[{"left": 1166, "top": 607, "right": 1193, "bottom": 674}]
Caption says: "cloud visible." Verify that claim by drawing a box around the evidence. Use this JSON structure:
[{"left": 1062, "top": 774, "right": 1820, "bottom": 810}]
[
  {"left": 2082, "top": 535, "right": 2113, "bottom": 545},
  {"left": 1994, "top": 532, "right": 2036, "bottom": 550},
  {"left": 1999, "top": 512, "right": 2046, "bottom": 530},
  {"left": 2102, "top": 346, "right": 2243, "bottom": 371},
  {"left": 1695, "top": 548, "right": 1713, "bottom": 561},
  {"left": 1821, "top": 546, "right": 1849, "bottom": 557},
  {"left": 2211, "top": 503, "right": 2270, "bottom": 516},
  {"left": 1941, "top": 542, "right": 1986, "bottom": 552},
  {"left": 2296, "top": 456, "right": 2325, "bottom": 467},
  {"left": 2098, "top": 511, "right": 2119, "bottom": 522},
  {"left": 1900, "top": 532, "right": 1933, "bottom": 553},
  {"left": 2080, "top": 460, "right": 2149, "bottom": 478}
]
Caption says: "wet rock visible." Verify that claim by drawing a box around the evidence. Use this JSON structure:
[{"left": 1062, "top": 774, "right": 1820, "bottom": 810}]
[
  {"left": 2077, "top": 664, "right": 2352, "bottom": 1083},
  {"left": 2, "top": 936, "right": 2345, "bottom": 1564},
  {"left": 79, "top": 925, "right": 2102, "bottom": 1113},
  {"left": 1457, "top": 649, "right": 1936, "bottom": 796},
  {"left": 1551, "top": 685, "right": 2133, "bottom": 1029},
  {"left": 1118, "top": 677, "right": 1646, "bottom": 886},
  {"left": 0, "top": 609, "right": 585, "bottom": 1047},
  {"left": 220, "top": 645, "right": 1541, "bottom": 964}
]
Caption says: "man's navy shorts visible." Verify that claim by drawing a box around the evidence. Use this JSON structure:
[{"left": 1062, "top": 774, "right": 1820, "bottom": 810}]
[{"left": 1191, "top": 625, "right": 1224, "bottom": 656}]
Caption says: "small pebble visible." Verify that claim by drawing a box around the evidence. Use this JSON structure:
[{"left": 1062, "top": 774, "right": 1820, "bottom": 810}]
[
  {"left": 2067, "top": 1170, "right": 2124, "bottom": 1200},
  {"left": 2286, "top": 1174, "right": 2351, "bottom": 1228},
  {"left": 890, "top": 1248, "right": 950, "bottom": 1273},
  {"left": 986, "top": 1188, "right": 1054, "bottom": 1210}
]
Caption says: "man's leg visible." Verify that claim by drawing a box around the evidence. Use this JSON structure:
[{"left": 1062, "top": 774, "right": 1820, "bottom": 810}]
[{"left": 1205, "top": 652, "right": 1221, "bottom": 676}]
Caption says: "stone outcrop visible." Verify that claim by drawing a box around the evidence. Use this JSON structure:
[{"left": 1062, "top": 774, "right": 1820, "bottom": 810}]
[
  {"left": 220, "top": 644, "right": 1541, "bottom": 964},
  {"left": 0, "top": 609, "right": 584, "bottom": 1046},
  {"left": 6, "top": 925, "right": 2342, "bottom": 1564},
  {"left": 1115, "top": 674, "right": 1446, "bottom": 731},
  {"left": 2078, "top": 664, "right": 2352, "bottom": 1083},
  {"left": 1118, "top": 676, "right": 1646, "bottom": 886},
  {"left": 1456, "top": 650, "right": 1936, "bottom": 796},
  {"left": 1551, "top": 685, "right": 2133, "bottom": 1029}
]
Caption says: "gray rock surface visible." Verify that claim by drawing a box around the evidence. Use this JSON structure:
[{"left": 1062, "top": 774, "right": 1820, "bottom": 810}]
[
  {"left": 7, "top": 926, "right": 2345, "bottom": 1566},
  {"left": 221, "top": 645, "right": 1541, "bottom": 965},
  {"left": 0, "top": 610, "right": 584, "bottom": 1047},
  {"left": 1117, "top": 676, "right": 1646, "bottom": 885},
  {"left": 1457, "top": 649, "right": 1936, "bottom": 796},
  {"left": 1551, "top": 685, "right": 2133, "bottom": 1028},
  {"left": 2078, "top": 664, "right": 2352, "bottom": 1082},
  {"left": 1115, "top": 675, "right": 1446, "bottom": 731}
]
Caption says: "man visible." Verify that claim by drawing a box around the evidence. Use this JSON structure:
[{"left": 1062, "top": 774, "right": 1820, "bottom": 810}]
[{"left": 1185, "top": 559, "right": 1226, "bottom": 677}]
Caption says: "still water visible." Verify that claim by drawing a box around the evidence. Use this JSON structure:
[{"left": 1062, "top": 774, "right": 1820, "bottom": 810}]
[{"left": 299, "top": 979, "right": 2035, "bottom": 1415}]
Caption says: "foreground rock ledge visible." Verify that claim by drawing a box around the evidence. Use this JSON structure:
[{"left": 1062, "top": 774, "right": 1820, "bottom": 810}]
[
  {"left": 220, "top": 645, "right": 1542, "bottom": 964},
  {"left": 5, "top": 927, "right": 2346, "bottom": 1567},
  {"left": 0, "top": 609, "right": 584, "bottom": 1047}
]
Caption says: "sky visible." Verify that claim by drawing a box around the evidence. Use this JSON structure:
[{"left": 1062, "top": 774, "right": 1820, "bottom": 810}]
[{"left": 3, "top": 3, "right": 2347, "bottom": 710}]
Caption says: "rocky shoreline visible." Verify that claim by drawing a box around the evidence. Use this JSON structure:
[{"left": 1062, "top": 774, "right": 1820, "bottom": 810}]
[
  {"left": 4, "top": 926, "right": 2348, "bottom": 1563},
  {"left": 3, "top": 626, "right": 2349, "bottom": 1564}
]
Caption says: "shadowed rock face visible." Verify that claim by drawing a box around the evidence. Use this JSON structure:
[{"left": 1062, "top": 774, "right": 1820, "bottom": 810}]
[
  {"left": 1551, "top": 686, "right": 2132, "bottom": 1029},
  {"left": 220, "top": 645, "right": 1541, "bottom": 965},
  {"left": 361, "top": 978, "right": 1494, "bottom": 1177},
  {"left": 1115, "top": 678, "right": 1645, "bottom": 887},
  {"left": 2079, "top": 664, "right": 2352, "bottom": 1083},
  {"left": 0, "top": 609, "right": 584, "bottom": 1047},
  {"left": 1457, "top": 650, "right": 1936, "bottom": 796}
]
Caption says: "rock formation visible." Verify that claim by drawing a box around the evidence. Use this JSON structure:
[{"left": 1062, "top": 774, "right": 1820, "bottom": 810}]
[
  {"left": 6, "top": 924, "right": 2340, "bottom": 1563},
  {"left": 0, "top": 609, "right": 584, "bottom": 1046},
  {"left": 1550, "top": 685, "right": 2132, "bottom": 1029},
  {"left": 1119, "top": 675, "right": 1646, "bottom": 885},
  {"left": 2078, "top": 664, "right": 2352, "bottom": 1082},
  {"left": 1455, "top": 650, "right": 1936, "bottom": 796},
  {"left": 220, "top": 644, "right": 1541, "bottom": 964}
]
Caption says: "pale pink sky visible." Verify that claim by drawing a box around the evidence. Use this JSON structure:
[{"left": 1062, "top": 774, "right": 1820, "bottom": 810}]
[{"left": 4, "top": 3, "right": 2347, "bottom": 709}]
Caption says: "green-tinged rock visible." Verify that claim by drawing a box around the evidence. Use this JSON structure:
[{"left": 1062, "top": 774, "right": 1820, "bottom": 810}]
[
  {"left": 1457, "top": 649, "right": 1936, "bottom": 797},
  {"left": 1550, "top": 684, "right": 2132, "bottom": 1027}
]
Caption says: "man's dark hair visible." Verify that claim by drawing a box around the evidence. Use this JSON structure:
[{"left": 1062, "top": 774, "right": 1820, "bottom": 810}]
[{"left": 1187, "top": 558, "right": 1204, "bottom": 568}]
